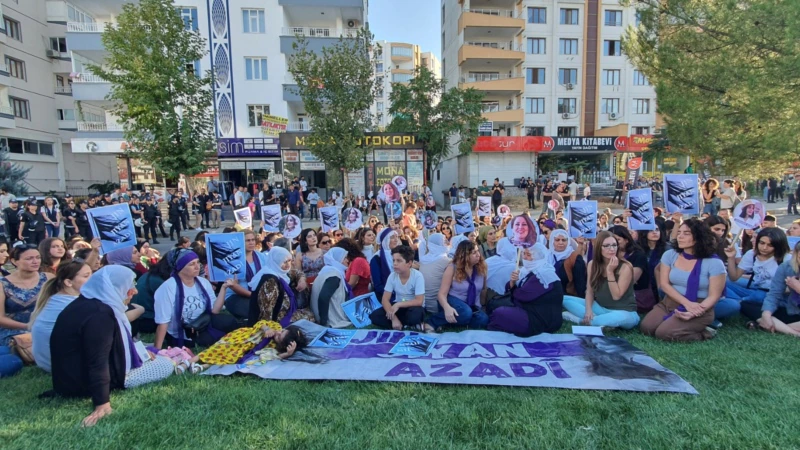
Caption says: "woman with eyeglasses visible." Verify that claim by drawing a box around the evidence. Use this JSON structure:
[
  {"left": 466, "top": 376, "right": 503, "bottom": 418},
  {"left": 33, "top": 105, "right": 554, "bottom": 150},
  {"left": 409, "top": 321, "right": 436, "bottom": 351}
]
[
  {"left": 742, "top": 240, "right": 800, "bottom": 335},
  {"left": 19, "top": 201, "right": 46, "bottom": 246},
  {"left": 0, "top": 246, "right": 53, "bottom": 346},
  {"left": 222, "top": 229, "right": 269, "bottom": 322},
  {"left": 640, "top": 219, "right": 726, "bottom": 342},
  {"left": 39, "top": 237, "right": 68, "bottom": 275},
  {"left": 563, "top": 231, "right": 639, "bottom": 329}
]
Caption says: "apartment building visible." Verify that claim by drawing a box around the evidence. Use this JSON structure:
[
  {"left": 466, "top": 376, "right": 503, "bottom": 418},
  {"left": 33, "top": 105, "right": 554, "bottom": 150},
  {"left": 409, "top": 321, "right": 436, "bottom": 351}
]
[
  {"left": 0, "top": 0, "right": 116, "bottom": 195},
  {"left": 62, "top": 0, "right": 367, "bottom": 194},
  {"left": 436, "top": 0, "right": 671, "bottom": 199},
  {"left": 372, "top": 40, "right": 441, "bottom": 130}
]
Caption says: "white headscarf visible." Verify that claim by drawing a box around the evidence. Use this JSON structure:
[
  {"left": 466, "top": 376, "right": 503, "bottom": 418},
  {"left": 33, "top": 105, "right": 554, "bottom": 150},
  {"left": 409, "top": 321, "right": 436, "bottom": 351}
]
[
  {"left": 317, "top": 247, "right": 349, "bottom": 282},
  {"left": 448, "top": 235, "right": 468, "bottom": 258},
  {"left": 248, "top": 246, "right": 292, "bottom": 290},
  {"left": 518, "top": 243, "right": 560, "bottom": 289},
  {"left": 368, "top": 190, "right": 374, "bottom": 199},
  {"left": 549, "top": 229, "right": 576, "bottom": 264},
  {"left": 80, "top": 266, "right": 137, "bottom": 373},
  {"left": 420, "top": 233, "right": 449, "bottom": 264},
  {"left": 486, "top": 238, "right": 517, "bottom": 294},
  {"left": 381, "top": 229, "right": 398, "bottom": 273}
]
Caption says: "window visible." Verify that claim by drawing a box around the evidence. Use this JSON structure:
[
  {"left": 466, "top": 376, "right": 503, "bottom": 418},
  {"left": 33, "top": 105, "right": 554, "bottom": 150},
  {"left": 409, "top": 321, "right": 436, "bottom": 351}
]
[
  {"left": 526, "top": 68, "right": 545, "bottom": 84},
  {"left": 57, "top": 109, "right": 75, "bottom": 121},
  {"left": 50, "top": 37, "right": 67, "bottom": 53},
  {"left": 525, "top": 126, "right": 545, "bottom": 136},
  {"left": 528, "top": 7, "right": 546, "bottom": 24},
  {"left": 377, "top": 102, "right": 384, "bottom": 112},
  {"left": 558, "top": 68, "right": 577, "bottom": 85},
  {"left": 559, "top": 39, "right": 578, "bottom": 55},
  {"left": 527, "top": 38, "right": 546, "bottom": 55},
  {"left": 558, "top": 98, "right": 577, "bottom": 114},
  {"left": 68, "top": 5, "right": 95, "bottom": 24},
  {"left": 560, "top": 8, "right": 579, "bottom": 25},
  {"left": 4, "top": 16, "right": 20, "bottom": 41},
  {"left": 247, "top": 104, "right": 270, "bottom": 127},
  {"left": 604, "top": 40, "right": 622, "bottom": 56},
  {"left": 634, "top": 99, "right": 651, "bottom": 114},
  {"left": 633, "top": 70, "right": 650, "bottom": 85},
  {"left": 602, "top": 69, "right": 621, "bottom": 85},
  {"left": 39, "top": 143, "right": 54, "bottom": 156},
  {"left": 7, "top": 138, "right": 22, "bottom": 154},
  {"left": 442, "top": 5, "right": 445, "bottom": 24},
  {"left": 82, "top": 111, "right": 104, "bottom": 122},
  {"left": 3, "top": 138, "right": 53, "bottom": 156},
  {"left": 245, "top": 58, "right": 268, "bottom": 80},
  {"left": 375, "top": 62, "right": 383, "bottom": 73},
  {"left": 604, "top": 10, "right": 622, "bottom": 26},
  {"left": 525, "top": 98, "right": 545, "bottom": 114},
  {"left": 481, "top": 101, "right": 500, "bottom": 113},
  {"left": 392, "top": 73, "right": 412, "bottom": 83},
  {"left": 601, "top": 98, "right": 620, "bottom": 114},
  {"left": 392, "top": 46, "right": 413, "bottom": 57},
  {"left": 242, "top": 9, "right": 265, "bottom": 33},
  {"left": 441, "top": 31, "right": 445, "bottom": 55},
  {"left": 557, "top": 127, "right": 577, "bottom": 137},
  {"left": 5, "top": 57, "right": 25, "bottom": 80},
  {"left": 178, "top": 7, "right": 198, "bottom": 31},
  {"left": 633, "top": 126, "right": 650, "bottom": 135},
  {"left": 10, "top": 97, "right": 29, "bottom": 120}
]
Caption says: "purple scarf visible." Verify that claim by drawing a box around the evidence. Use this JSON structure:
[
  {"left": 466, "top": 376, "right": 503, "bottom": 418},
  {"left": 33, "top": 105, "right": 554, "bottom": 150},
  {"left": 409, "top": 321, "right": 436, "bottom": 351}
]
[
  {"left": 172, "top": 274, "right": 217, "bottom": 347},
  {"left": 245, "top": 252, "right": 262, "bottom": 283},
  {"left": 663, "top": 252, "right": 715, "bottom": 320},
  {"left": 125, "top": 327, "right": 143, "bottom": 370},
  {"left": 465, "top": 268, "right": 479, "bottom": 307},
  {"left": 277, "top": 278, "right": 298, "bottom": 328}
]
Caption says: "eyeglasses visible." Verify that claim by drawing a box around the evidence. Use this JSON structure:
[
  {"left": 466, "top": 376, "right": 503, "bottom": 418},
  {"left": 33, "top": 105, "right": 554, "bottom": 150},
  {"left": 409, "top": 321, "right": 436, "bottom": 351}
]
[
  {"left": 602, "top": 244, "right": 619, "bottom": 249},
  {"left": 320, "top": 240, "right": 331, "bottom": 245}
]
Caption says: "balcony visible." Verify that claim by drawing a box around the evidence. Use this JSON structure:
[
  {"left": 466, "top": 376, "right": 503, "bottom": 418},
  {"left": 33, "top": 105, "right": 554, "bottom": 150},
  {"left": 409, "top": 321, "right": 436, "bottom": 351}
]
[
  {"left": 278, "top": 0, "right": 364, "bottom": 7},
  {"left": 459, "top": 9, "right": 524, "bottom": 40},
  {"left": 55, "top": 85, "right": 73, "bottom": 95},
  {"left": 283, "top": 83, "right": 301, "bottom": 103},
  {"left": 76, "top": 121, "right": 123, "bottom": 139},
  {"left": 0, "top": 104, "right": 15, "bottom": 129},
  {"left": 65, "top": 22, "right": 114, "bottom": 59},
  {"left": 458, "top": 43, "right": 524, "bottom": 67},
  {"left": 482, "top": 106, "right": 523, "bottom": 124},
  {"left": 58, "top": 119, "right": 77, "bottom": 131},
  {"left": 279, "top": 27, "right": 358, "bottom": 55},
  {"left": 72, "top": 73, "right": 112, "bottom": 102},
  {"left": 287, "top": 121, "right": 312, "bottom": 131},
  {"left": 459, "top": 73, "right": 523, "bottom": 94}
]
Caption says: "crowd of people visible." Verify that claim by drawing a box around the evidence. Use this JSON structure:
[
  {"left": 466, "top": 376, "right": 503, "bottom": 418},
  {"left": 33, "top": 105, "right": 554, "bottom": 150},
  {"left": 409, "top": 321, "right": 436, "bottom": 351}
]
[{"left": 1, "top": 173, "right": 799, "bottom": 428}]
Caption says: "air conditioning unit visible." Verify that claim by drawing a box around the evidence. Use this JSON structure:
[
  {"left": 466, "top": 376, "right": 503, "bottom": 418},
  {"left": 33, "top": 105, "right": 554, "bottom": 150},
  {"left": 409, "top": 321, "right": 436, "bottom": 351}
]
[
  {"left": 46, "top": 49, "right": 58, "bottom": 58},
  {"left": 609, "top": 112, "right": 619, "bottom": 120},
  {"left": 347, "top": 19, "right": 360, "bottom": 28},
  {"left": 566, "top": 83, "right": 574, "bottom": 90},
  {"left": 561, "top": 113, "right": 570, "bottom": 119}
]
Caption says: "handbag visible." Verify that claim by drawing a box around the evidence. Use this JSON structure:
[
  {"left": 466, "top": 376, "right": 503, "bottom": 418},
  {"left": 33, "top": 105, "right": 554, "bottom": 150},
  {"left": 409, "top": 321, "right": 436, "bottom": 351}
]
[
  {"left": 183, "top": 312, "right": 211, "bottom": 336},
  {"left": 9, "top": 333, "right": 35, "bottom": 365},
  {"left": 486, "top": 293, "right": 514, "bottom": 315}
]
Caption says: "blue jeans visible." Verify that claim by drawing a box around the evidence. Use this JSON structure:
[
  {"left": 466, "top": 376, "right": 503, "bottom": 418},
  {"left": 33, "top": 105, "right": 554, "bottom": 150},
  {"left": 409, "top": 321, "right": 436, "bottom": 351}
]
[
  {"left": 716, "top": 278, "right": 768, "bottom": 319},
  {"left": 563, "top": 295, "right": 640, "bottom": 330},
  {"left": 427, "top": 295, "right": 488, "bottom": 330},
  {"left": 0, "top": 346, "right": 22, "bottom": 378},
  {"left": 309, "top": 205, "right": 318, "bottom": 220},
  {"left": 46, "top": 223, "right": 59, "bottom": 238}
]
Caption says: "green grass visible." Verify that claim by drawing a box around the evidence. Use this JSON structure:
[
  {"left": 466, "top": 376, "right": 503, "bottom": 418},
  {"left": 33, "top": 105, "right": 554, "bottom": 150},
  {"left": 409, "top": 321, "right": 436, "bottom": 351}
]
[{"left": 2, "top": 318, "right": 800, "bottom": 450}]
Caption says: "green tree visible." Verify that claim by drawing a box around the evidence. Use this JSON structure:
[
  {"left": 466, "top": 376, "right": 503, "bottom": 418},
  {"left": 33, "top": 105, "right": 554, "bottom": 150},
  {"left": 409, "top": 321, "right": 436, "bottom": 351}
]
[
  {"left": 91, "top": 0, "right": 214, "bottom": 178},
  {"left": 0, "top": 149, "right": 30, "bottom": 195},
  {"left": 287, "top": 29, "right": 380, "bottom": 188},
  {"left": 622, "top": 0, "right": 800, "bottom": 175},
  {"left": 386, "top": 66, "right": 484, "bottom": 182}
]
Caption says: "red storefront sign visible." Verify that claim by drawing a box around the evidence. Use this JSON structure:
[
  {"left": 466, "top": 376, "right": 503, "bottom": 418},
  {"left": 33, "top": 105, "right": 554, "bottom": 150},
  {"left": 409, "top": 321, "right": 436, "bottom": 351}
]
[
  {"left": 627, "top": 135, "right": 655, "bottom": 151},
  {"left": 473, "top": 136, "right": 630, "bottom": 152},
  {"left": 472, "top": 136, "right": 547, "bottom": 152}
]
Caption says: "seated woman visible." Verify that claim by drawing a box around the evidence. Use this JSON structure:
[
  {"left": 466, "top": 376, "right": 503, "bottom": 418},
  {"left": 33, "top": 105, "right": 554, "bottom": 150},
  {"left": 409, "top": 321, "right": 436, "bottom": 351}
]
[
  {"left": 294, "top": 229, "right": 325, "bottom": 303},
  {"left": 640, "top": 219, "right": 726, "bottom": 342},
  {"left": 419, "top": 233, "right": 452, "bottom": 314},
  {"left": 310, "top": 247, "right": 353, "bottom": 328},
  {"left": 224, "top": 229, "right": 269, "bottom": 322},
  {"left": 247, "top": 246, "right": 315, "bottom": 327},
  {"left": 563, "top": 231, "right": 639, "bottom": 330},
  {"left": 486, "top": 238, "right": 517, "bottom": 299},
  {"left": 31, "top": 261, "right": 92, "bottom": 372},
  {"left": 153, "top": 249, "right": 238, "bottom": 349},
  {"left": 50, "top": 266, "right": 174, "bottom": 427},
  {"left": 488, "top": 244, "right": 564, "bottom": 337},
  {"left": 609, "top": 226, "right": 651, "bottom": 316},
  {"left": 425, "top": 240, "right": 489, "bottom": 332},
  {"left": 370, "top": 228, "right": 400, "bottom": 299},
  {"left": 336, "top": 238, "right": 372, "bottom": 298},
  {"left": 38, "top": 237, "right": 68, "bottom": 274},
  {"left": 370, "top": 245, "right": 425, "bottom": 330},
  {"left": 549, "top": 230, "right": 587, "bottom": 301},
  {"left": 0, "top": 245, "right": 53, "bottom": 346},
  {"left": 129, "top": 254, "right": 174, "bottom": 335},
  {"left": 636, "top": 220, "right": 668, "bottom": 312},
  {"left": 741, "top": 241, "right": 800, "bottom": 335},
  {"left": 104, "top": 246, "right": 142, "bottom": 274},
  {"left": 717, "top": 227, "right": 789, "bottom": 320}
]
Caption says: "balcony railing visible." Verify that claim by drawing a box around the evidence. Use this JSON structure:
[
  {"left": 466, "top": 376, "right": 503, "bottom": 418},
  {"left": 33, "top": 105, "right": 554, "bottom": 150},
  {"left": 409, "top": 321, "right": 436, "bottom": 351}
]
[
  {"left": 77, "top": 121, "right": 123, "bottom": 132},
  {"left": 460, "top": 72, "right": 521, "bottom": 83},
  {"left": 55, "top": 85, "right": 73, "bottom": 94},
  {"left": 281, "top": 27, "right": 359, "bottom": 38},
  {"left": 0, "top": 105, "right": 13, "bottom": 115},
  {"left": 66, "top": 22, "right": 113, "bottom": 32},
  {"left": 287, "top": 121, "right": 311, "bottom": 131},
  {"left": 73, "top": 73, "right": 108, "bottom": 83},
  {"left": 463, "top": 8, "right": 519, "bottom": 18},
  {"left": 463, "top": 42, "right": 524, "bottom": 52}
]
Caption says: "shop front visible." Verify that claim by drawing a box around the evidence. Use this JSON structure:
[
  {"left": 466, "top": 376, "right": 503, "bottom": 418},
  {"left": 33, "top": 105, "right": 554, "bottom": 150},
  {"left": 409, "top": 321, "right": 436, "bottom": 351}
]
[{"left": 216, "top": 137, "right": 282, "bottom": 189}]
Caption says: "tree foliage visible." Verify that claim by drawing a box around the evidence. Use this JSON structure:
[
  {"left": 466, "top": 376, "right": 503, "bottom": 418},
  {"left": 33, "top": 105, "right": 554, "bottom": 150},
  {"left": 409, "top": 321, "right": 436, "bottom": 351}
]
[
  {"left": 386, "top": 67, "right": 484, "bottom": 179},
  {"left": 91, "top": 0, "right": 214, "bottom": 178},
  {"left": 287, "top": 29, "right": 380, "bottom": 176},
  {"left": 622, "top": 0, "right": 800, "bottom": 175},
  {"left": 0, "top": 149, "right": 30, "bottom": 195}
]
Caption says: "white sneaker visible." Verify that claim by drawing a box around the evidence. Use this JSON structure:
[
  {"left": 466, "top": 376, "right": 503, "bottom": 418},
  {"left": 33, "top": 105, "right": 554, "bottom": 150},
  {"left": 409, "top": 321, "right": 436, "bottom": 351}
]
[{"left": 562, "top": 311, "right": 581, "bottom": 324}]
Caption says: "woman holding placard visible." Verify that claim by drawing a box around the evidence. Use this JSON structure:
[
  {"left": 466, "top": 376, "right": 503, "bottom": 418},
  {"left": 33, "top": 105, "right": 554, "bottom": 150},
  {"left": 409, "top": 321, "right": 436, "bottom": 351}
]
[
  {"left": 223, "top": 229, "right": 269, "bottom": 322},
  {"left": 640, "top": 219, "right": 726, "bottom": 342},
  {"left": 563, "top": 231, "right": 639, "bottom": 329},
  {"left": 548, "top": 230, "right": 587, "bottom": 300}
]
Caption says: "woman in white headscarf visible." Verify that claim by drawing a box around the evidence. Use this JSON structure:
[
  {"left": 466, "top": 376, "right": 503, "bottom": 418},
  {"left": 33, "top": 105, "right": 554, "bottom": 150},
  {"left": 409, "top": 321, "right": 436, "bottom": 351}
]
[
  {"left": 548, "top": 229, "right": 588, "bottom": 299},
  {"left": 418, "top": 233, "right": 452, "bottom": 313},
  {"left": 486, "top": 238, "right": 518, "bottom": 297},
  {"left": 248, "top": 246, "right": 315, "bottom": 327},
  {"left": 488, "top": 243, "right": 565, "bottom": 337},
  {"left": 49, "top": 265, "right": 174, "bottom": 427},
  {"left": 310, "top": 247, "right": 353, "bottom": 328},
  {"left": 448, "top": 234, "right": 468, "bottom": 258}
]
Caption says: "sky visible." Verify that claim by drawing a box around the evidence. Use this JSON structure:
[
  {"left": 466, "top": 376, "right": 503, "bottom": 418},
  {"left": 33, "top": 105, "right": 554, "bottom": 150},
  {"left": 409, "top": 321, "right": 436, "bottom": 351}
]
[{"left": 369, "top": 0, "right": 441, "bottom": 60}]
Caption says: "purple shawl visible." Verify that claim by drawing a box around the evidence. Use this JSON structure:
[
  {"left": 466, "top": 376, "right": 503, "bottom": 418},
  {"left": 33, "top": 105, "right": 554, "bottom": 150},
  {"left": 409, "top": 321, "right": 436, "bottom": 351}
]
[
  {"left": 663, "top": 252, "right": 717, "bottom": 320},
  {"left": 171, "top": 274, "right": 217, "bottom": 347}
]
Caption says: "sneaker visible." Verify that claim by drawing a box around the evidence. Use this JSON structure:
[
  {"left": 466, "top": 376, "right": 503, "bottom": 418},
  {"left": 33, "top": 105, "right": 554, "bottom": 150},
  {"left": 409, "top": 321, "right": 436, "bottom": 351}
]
[
  {"left": 710, "top": 319, "right": 723, "bottom": 329},
  {"left": 562, "top": 311, "right": 581, "bottom": 324},
  {"left": 704, "top": 326, "right": 718, "bottom": 338},
  {"left": 195, "top": 228, "right": 203, "bottom": 231}
]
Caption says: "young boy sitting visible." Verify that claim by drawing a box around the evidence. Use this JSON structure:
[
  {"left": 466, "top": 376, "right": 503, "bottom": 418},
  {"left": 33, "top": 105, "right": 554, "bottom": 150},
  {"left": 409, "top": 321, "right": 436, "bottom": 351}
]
[{"left": 369, "top": 245, "right": 425, "bottom": 330}]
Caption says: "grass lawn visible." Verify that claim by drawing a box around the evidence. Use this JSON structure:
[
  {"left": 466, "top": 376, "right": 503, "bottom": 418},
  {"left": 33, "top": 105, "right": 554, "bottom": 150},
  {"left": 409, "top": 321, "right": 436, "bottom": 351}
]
[{"left": 2, "top": 317, "right": 799, "bottom": 450}]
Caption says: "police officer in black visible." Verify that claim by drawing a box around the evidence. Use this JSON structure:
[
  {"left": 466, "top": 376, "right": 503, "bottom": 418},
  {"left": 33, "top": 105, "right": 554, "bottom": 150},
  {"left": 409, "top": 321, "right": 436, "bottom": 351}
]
[
  {"left": 3, "top": 198, "right": 21, "bottom": 244},
  {"left": 76, "top": 200, "right": 92, "bottom": 240},
  {"left": 62, "top": 197, "right": 79, "bottom": 241},
  {"left": 143, "top": 196, "right": 160, "bottom": 244}
]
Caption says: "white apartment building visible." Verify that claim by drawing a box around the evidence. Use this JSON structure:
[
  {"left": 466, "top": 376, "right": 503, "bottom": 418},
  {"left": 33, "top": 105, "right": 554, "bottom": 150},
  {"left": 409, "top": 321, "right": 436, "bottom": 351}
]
[
  {"left": 0, "top": 0, "right": 117, "bottom": 195},
  {"left": 62, "top": 0, "right": 367, "bottom": 192},
  {"left": 435, "top": 0, "right": 668, "bottom": 200},
  {"left": 371, "top": 40, "right": 441, "bottom": 130}
]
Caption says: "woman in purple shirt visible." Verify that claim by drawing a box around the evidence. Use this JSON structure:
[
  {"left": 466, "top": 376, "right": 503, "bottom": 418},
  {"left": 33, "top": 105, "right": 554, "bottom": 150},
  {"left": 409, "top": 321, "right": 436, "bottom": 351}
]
[{"left": 424, "top": 240, "right": 488, "bottom": 332}]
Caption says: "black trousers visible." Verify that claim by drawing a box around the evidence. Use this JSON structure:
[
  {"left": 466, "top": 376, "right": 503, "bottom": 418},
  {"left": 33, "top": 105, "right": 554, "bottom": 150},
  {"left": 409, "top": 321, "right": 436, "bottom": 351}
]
[
  {"left": 492, "top": 200, "right": 501, "bottom": 215},
  {"left": 63, "top": 226, "right": 76, "bottom": 241},
  {"left": 200, "top": 211, "right": 210, "bottom": 228},
  {"left": 612, "top": 189, "right": 624, "bottom": 204},
  {"left": 369, "top": 306, "right": 425, "bottom": 329},
  {"left": 788, "top": 194, "right": 798, "bottom": 214},
  {"left": 164, "top": 313, "right": 239, "bottom": 348},
  {"left": 741, "top": 303, "right": 800, "bottom": 324},
  {"left": 169, "top": 219, "right": 182, "bottom": 239},
  {"left": 768, "top": 188, "right": 775, "bottom": 203},
  {"left": 134, "top": 225, "right": 143, "bottom": 239},
  {"left": 146, "top": 220, "right": 159, "bottom": 241},
  {"left": 527, "top": 196, "right": 536, "bottom": 209},
  {"left": 78, "top": 225, "right": 92, "bottom": 240},
  {"left": 24, "top": 230, "right": 45, "bottom": 246}
]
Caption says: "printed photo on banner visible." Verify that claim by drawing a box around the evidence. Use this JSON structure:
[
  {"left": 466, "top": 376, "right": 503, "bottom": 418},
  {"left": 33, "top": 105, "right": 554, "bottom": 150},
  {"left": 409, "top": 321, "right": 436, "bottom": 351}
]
[
  {"left": 279, "top": 214, "right": 302, "bottom": 239},
  {"left": 205, "top": 232, "right": 247, "bottom": 282},
  {"left": 86, "top": 204, "right": 137, "bottom": 254},
  {"left": 491, "top": 215, "right": 502, "bottom": 226},
  {"left": 319, "top": 206, "right": 339, "bottom": 232},
  {"left": 422, "top": 211, "right": 438, "bottom": 230},
  {"left": 663, "top": 174, "right": 699, "bottom": 214},
  {"left": 379, "top": 182, "right": 402, "bottom": 204},
  {"left": 476, "top": 197, "right": 492, "bottom": 217},
  {"left": 425, "top": 194, "right": 436, "bottom": 209},
  {"left": 626, "top": 188, "right": 656, "bottom": 231},
  {"left": 385, "top": 202, "right": 402, "bottom": 221},
  {"left": 567, "top": 200, "right": 598, "bottom": 238},
  {"left": 310, "top": 328, "right": 357, "bottom": 349},
  {"left": 341, "top": 293, "right": 382, "bottom": 328},
  {"left": 497, "top": 204, "right": 511, "bottom": 218},
  {"left": 506, "top": 214, "right": 539, "bottom": 248},
  {"left": 234, "top": 207, "right": 252, "bottom": 229},
  {"left": 733, "top": 199, "right": 766, "bottom": 230},
  {"left": 451, "top": 202, "right": 475, "bottom": 234},
  {"left": 392, "top": 176, "right": 407, "bottom": 192},
  {"left": 342, "top": 207, "right": 363, "bottom": 231},
  {"left": 389, "top": 335, "right": 439, "bottom": 356},
  {"left": 261, "top": 204, "right": 282, "bottom": 232}
]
